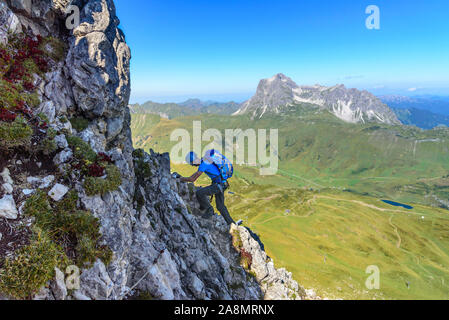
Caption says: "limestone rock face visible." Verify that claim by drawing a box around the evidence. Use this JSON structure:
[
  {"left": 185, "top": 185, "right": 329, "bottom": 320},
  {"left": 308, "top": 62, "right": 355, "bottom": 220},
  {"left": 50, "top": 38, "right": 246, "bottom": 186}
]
[{"left": 0, "top": 0, "right": 312, "bottom": 301}]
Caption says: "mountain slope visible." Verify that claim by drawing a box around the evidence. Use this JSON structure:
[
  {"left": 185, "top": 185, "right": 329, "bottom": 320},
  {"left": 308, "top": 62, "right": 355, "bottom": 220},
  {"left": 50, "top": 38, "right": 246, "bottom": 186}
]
[{"left": 235, "top": 73, "right": 400, "bottom": 124}]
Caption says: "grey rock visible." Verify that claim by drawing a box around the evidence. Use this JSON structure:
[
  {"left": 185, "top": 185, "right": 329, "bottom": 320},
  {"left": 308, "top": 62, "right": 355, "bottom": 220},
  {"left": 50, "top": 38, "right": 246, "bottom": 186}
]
[
  {"left": 27, "top": 175, "right": 54, "bottom": 189},
  {"left": 72, "top": 290, "right": 91, "bottom": 301},
  {"left": 51, "top": 267, "right": 68, "bottom": 300},
  {"left": 10, "top": 0, "right": 32, "bottom": 15},
  {"left": 0, "top": 194, "right": 18, "bottom": 220},
  {"left": 77, "top": 260, "right": 114, "bottom": 300},
  {"left": 38, "top": 100, "right": 56, "bottom": 123},
  {"left": 27, "top": 177, "right": 41, "bottom": 187},
  {"left": 0, "top": 2, "right": 22, "bottom": 43},
  {"left": 33, "top": 286, "right": 54, "bottom": 300},
  {"left": 22, "top": 189, "right": 35, "bottom": 196},
  {"left": 54, "top": 135, "right": 69, "bottom": 149},
  {"left": 48, "top": 184, "right": 69, "bottom": 201},
  {"left": 188, "top": 274, "right": 206, "bottom": 299},
  {"left": 2, "top": 183, "right": 13, "bottom": 194},
  {"left": 107, "top": 117, "right": 123, "bottom": 140},
  {"left": 39, "top": 175, "right": 55, "bottom": 189},
  {"left": 230, "top": 224, "right": 304, "bottom": 300},
  {"left": 53, "top": 149, "right": 73, "bottom": 165},
  {"left": 1, "top": 168, "right": 13, "bottom": 185}
]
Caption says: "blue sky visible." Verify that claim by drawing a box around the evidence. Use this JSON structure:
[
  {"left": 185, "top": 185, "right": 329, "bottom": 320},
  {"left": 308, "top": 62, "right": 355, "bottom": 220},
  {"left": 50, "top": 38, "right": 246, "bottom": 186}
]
[{"left": 114, "top": 0, "right": 449, "bottom": 103}]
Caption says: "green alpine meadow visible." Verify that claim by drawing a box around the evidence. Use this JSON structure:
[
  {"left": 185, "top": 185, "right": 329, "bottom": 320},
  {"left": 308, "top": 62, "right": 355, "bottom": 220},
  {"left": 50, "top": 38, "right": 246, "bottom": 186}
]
[{"left": 130, "top": 97, "right": 449, "bottom": 300}]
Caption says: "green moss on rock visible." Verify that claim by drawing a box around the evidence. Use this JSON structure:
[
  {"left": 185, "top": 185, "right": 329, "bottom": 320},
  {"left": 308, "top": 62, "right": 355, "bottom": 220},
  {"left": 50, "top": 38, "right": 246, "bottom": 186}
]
[
  {"left": 40, "top": 37, "right": 66, "bottom": 62},
  {"left": 133, "top": 187, "right": 145, "bottom": 211},
  {"left": 132, "top": 148, "right": 145, "bottom": 159},
  {"left": 0, "top": 116, "right": 33, "bottom": 148},
  {"left": 231, "top": 229, "right": 243, "bottom": 250},
  {"left": 84, "top": 165, "right": 122, "bottom": 196},
  {"left": 24, "top": 191, "right": 53, "bottom": 230},
  {"left": 66, "top": 135, "right": 97, "bottom": 162},
  {"left": 133, "top": 148, "right": 152, "bottom": 179},
  {"left": 38, "top": 128, "right": 58, "bottom": 155},
  {"left": 69, "top": 117, "right": 89, "bottom": 132}
]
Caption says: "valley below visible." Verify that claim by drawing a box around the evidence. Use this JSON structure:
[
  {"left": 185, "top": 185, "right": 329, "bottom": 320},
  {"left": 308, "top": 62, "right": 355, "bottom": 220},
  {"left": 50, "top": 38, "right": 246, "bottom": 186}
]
[
  {"left": 170, "top": 163, "right": 449, "bottom": 300},
  {"left": 130, "top": 101, "right": 449, "bottom": 300}
]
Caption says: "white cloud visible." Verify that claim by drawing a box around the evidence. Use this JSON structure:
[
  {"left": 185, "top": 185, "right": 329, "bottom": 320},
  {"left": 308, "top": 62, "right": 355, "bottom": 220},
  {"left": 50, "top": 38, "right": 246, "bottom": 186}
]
[{"left": 344, "top": 75, "right": 365, "bottom": 80}]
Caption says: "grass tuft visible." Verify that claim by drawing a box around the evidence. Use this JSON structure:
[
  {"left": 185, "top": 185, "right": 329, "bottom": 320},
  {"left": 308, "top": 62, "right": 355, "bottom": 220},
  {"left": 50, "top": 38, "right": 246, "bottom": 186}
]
[
  {"left": 84, "top": 165, "right": 122, "bottom": 196},
  {"left": 0, "top": 116, "right": 33, "bottom": 148},
  {"left": 66, "top": 135, "right": 97, "bottom": 162},
  {"left": 0, "top": 229, "right": 68, "bottom": 299},
  {"left": 69, "top": 117, "right": 89, "bottom": 132}
]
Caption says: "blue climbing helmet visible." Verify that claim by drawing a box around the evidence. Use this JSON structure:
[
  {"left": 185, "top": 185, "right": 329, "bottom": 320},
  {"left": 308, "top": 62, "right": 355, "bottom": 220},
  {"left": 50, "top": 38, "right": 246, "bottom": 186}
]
[
  {"left": 203, "top": 149, "right": 234, "bottom": 183},
  {"left": 185, "top": 151, "right": 199, "bottom": 165}
]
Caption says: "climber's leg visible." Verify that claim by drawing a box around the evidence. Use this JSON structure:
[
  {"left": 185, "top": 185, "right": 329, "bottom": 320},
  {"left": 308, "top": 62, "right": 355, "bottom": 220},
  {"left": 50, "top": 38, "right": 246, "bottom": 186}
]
[
  {"left": 215, "top": 188, "right": 235, "bottom": 225},
  {"left": 196, "top": 185, "right": 217, "bottom": 218}
]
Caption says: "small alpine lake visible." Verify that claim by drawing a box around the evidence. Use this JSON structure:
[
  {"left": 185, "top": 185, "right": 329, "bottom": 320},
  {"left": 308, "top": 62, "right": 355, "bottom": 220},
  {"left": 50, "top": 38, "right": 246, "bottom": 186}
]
[{"left": 382, "top": 200, "right": 414, "bottom": 210}]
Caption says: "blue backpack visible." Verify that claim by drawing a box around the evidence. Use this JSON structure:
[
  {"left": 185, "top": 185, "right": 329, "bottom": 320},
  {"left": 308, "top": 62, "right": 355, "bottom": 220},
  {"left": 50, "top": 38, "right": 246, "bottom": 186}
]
[{"left": 203, "top": 149, "right": 233, "bottom": 184}]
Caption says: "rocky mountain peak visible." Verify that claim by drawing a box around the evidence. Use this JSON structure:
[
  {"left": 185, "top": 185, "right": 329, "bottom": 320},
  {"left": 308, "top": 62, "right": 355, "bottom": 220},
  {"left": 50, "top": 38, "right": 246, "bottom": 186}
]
[
  {"left": 235, "top": 74, "right": 401, "bottom": 124},
  {"left": 234, "top": 73, "right": 298, "bottom": 118}
]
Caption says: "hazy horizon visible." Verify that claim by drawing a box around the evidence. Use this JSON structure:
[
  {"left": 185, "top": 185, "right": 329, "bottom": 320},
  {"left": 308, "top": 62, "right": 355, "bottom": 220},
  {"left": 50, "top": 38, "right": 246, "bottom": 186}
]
[
  {"left": 129, "top": 83, "right": 449, "bottom": 105},
  {"left": 115, "top": 0, "right": 449, "bottom": 104}
]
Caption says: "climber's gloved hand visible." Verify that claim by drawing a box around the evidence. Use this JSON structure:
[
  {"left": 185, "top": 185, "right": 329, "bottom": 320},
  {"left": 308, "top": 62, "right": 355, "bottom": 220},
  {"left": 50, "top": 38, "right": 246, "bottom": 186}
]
[{"left": 172, "top": 172, "right": 181, "bottom": 179}]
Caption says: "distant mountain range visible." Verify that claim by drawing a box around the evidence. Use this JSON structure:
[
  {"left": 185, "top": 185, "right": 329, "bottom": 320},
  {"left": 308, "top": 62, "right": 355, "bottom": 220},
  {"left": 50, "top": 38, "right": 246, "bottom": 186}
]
[
  {"left": 380, "top": 95, "right": 449, "bottom": 116},
  {"left": 391, "top": 107, "right": 449, "bottom": 130},
  {"left": 129, "top": 100, "right": 241, "bottom": 119},
  {"left": 234, "top": 73, "right": 400, "bottom": 125},
  {"left": 380, "top": 95, "right": 449, "bottom": 129},
  {"left": 130, "top": 76, "right": 449, "bottom": 129}
]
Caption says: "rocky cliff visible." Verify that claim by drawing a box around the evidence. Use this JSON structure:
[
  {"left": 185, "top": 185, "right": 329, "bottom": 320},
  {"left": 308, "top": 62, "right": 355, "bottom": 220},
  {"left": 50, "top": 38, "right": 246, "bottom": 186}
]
[{"left": 0, "top": 0, "right": 311, "bottom": 300}]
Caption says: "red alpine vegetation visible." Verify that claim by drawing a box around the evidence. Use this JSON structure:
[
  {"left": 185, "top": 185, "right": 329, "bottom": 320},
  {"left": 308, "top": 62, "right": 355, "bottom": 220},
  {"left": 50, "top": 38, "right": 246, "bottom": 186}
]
[
  {"left": 0, "top": 108, "right": 17, "bottom": 122},
  {"left": 1, "top": 34, "right": 49, "bottom": 85},
  {"left": 14, "top": 100, "right": 32, "bottom": 116},
  {"left": 23, "top": 81, "right": 35, "bottom": 91},
  {"left": 97, "top": 152, "right": 113, "bottom": 163},
  {"left": 240, "top": 249, "right": 253, "bottom": 269},
  {"left": 72, "top": 162, "right": 83, "bottom": 170},
  {"left": 39, "top": 122, "right": 48, "bottom": 129},
  {"left": 88, "top": 163, "right": 106, "bottom": 177}
]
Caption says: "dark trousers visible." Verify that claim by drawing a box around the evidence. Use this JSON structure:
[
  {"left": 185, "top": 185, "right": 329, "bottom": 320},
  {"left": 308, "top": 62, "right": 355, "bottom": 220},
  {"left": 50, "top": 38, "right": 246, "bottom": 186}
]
[{"left": 196, "top": 184, "right": 235, "bottom": 225}]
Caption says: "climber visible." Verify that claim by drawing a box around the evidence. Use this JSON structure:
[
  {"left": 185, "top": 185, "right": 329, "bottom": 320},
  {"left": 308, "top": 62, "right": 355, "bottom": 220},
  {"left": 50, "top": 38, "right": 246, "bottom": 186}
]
[{"left": 179, "top": 150, "right": 237, "bottom": 225}]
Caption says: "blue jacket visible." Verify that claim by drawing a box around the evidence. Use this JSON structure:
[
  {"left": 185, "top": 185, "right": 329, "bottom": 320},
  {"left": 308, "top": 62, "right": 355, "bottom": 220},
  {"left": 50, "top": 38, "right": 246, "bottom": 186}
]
[{"left": 198, "top": 160, "right": 221, "bottom": 184}]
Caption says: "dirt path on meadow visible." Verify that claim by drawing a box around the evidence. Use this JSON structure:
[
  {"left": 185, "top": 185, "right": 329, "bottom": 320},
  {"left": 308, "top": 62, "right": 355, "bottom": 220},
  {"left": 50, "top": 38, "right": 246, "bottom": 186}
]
[
  {"left": 250, "top": 195, "right": 318, "bottom": 226},
  {"left": 389, "top": 215, "right": 402, "bottom": 248}
]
